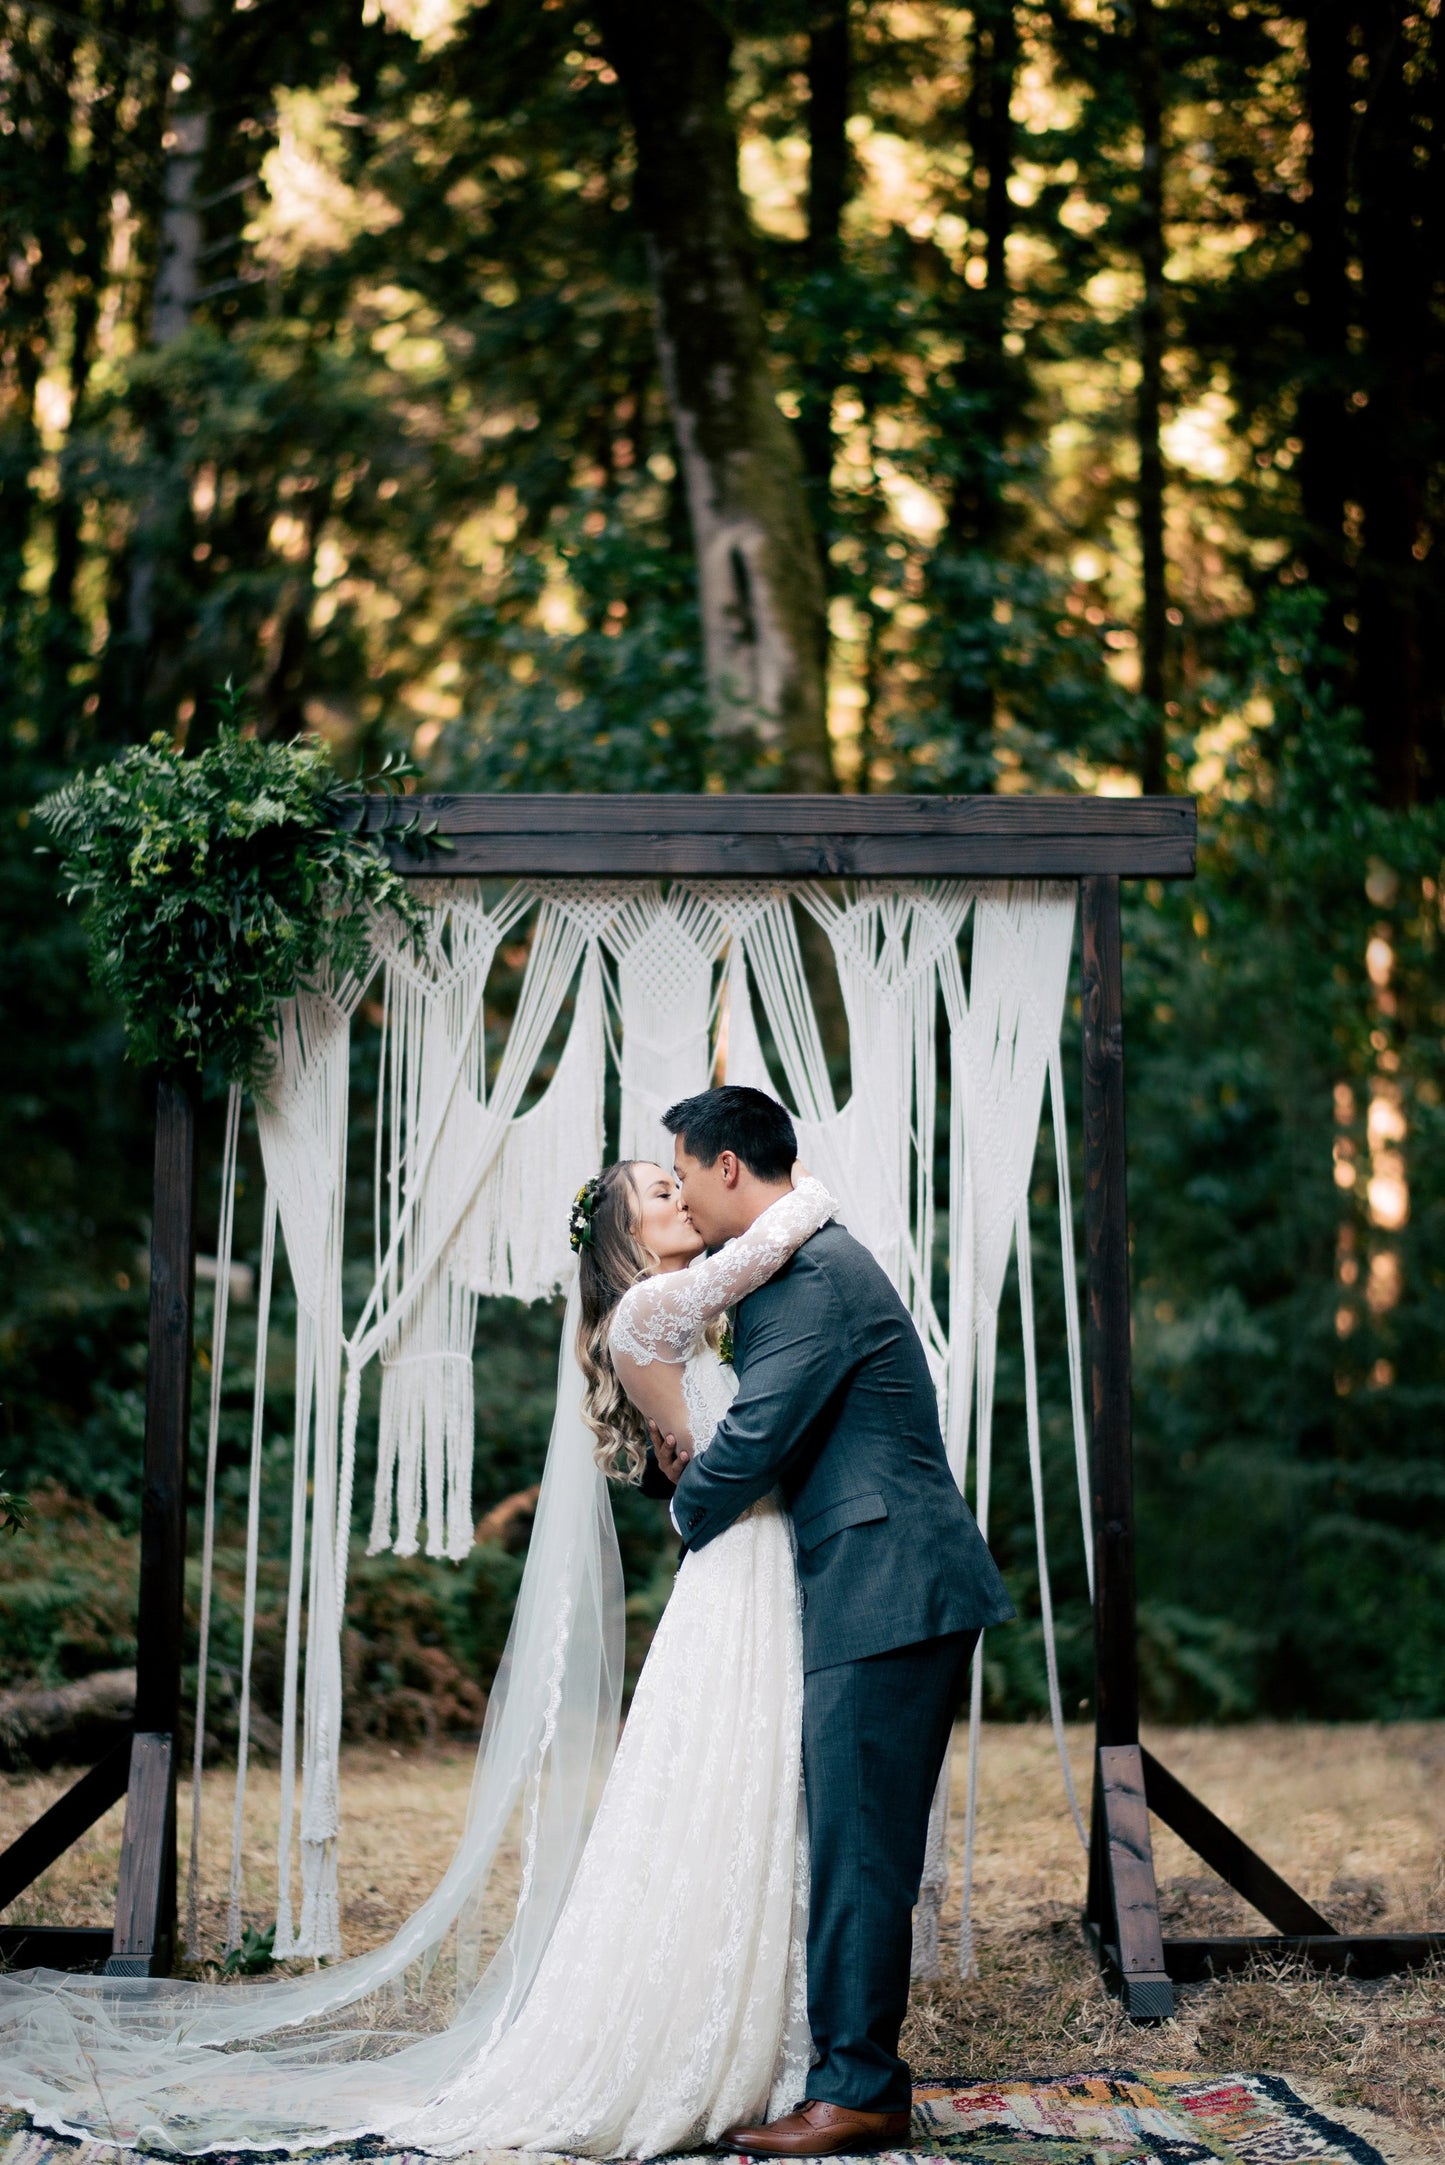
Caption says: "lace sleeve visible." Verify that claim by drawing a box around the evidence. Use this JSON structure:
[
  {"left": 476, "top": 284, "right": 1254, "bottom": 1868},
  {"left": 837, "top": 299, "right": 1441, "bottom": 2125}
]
[{"left": 607, "top": 1176, "right": 839, "bottom": 1368}]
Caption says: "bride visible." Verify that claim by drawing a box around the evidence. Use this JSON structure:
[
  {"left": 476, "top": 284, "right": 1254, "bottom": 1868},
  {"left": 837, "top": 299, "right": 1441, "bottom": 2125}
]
[
  {"left": 401, "top": 1160, "right": 837, "bottom": 2156},
  {"left": 0, "top": 1160, "right": 838, "bottom": 2159}
]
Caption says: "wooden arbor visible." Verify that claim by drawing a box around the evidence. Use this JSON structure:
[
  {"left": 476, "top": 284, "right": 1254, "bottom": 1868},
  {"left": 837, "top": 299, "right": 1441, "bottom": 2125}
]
[{"left": 3, "top": 793, "right": 1441, "bottom": 2004}]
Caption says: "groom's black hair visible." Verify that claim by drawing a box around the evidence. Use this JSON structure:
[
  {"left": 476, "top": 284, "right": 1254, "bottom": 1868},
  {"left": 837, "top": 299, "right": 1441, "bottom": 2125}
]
[{"left": 662, "top": 1085, "right": 797, "bottom": 1183}]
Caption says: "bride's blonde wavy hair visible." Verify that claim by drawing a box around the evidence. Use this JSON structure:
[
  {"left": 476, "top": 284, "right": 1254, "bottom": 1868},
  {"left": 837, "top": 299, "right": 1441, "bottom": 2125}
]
[{"left": 576, "top": 1161, "right": 654, "bottom": 1483}]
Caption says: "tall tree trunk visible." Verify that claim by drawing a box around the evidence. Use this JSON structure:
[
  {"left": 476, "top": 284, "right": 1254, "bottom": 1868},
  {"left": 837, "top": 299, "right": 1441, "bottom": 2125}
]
[
  {"left": 120, "top": 0, "right": 211, "bottom": 726},
  {"left": 1354, "top": 2, "right": 1437, "bottom": 802},
  {"left": 596, "top": 0, "right": 834, "bottom": 790},
  {"left": 979, "top": 0, "right": 1017, "bottom": 350},
  {"left": 0, "top": 5, "right": 77, "bottom": 736},
  {"left": 797, "top": 1, "right": 850, "bottom": 563},
  {"left": 149, "top": 0, "right": 210, "bottom": 346},
  {"left": 1132, "top": 0, "right": 1169, "bottom": 795},
  {"left": 44, "top": 3, "right": 144, "bottom": 744},
  {"left": 1297, "top": 0, "right": 1354, "bottom": 653},
  {"left": 937, "top": 0, "right": 1019, "bottom": 766},
  {"left": 947, "top": 0, "right": 1018, "bottom": 549},
  {"left": 1424, "top": 0, "right": 1445, "bottom": 795}
]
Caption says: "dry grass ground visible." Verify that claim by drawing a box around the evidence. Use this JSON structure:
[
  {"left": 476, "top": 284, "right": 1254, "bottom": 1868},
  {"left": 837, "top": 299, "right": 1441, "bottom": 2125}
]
[
  {"left": 3, "top": 1724, "right": 1443, "bottom": 2154},
  {"left": 900, "top": 1722, "right": 1445, "bottom": 2158}
]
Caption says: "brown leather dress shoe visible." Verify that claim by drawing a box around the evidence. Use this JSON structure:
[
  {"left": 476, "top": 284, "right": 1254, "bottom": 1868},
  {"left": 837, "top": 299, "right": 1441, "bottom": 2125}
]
[{"left": 721, "top": 2099, "right": 912, "bottom": 2155}]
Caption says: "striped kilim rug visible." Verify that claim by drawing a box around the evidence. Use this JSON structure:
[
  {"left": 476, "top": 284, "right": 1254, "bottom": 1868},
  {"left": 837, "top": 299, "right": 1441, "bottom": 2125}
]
[{"left": 0, "top": 2074, "right": 1392, "bottom": 2165}]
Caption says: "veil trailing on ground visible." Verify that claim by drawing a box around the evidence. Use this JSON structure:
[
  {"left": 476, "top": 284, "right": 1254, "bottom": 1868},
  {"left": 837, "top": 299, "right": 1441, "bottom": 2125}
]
[
  {"left": 0, "top": 878, "right": 1092, "bottom": 2150},
  {"left": 0, "top": 1291, "right": 625, "bottom": 2153}
]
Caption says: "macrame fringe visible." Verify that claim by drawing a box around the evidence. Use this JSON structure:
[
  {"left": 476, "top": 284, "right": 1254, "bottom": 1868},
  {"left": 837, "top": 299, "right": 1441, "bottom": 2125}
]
[
  {"left": 188, "top": 879, "right": 1095, "bottom": 1985},
  {"left": 225, "top": 1187, "right": 276, "bottom": 1957},
  {"left": 605, "top": 887, "right": 724, "bottom": 1163}
]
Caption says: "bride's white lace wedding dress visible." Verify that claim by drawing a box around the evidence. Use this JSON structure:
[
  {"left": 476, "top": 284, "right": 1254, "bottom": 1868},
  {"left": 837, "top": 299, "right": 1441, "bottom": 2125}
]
[
  {"left": 391, "top": 1175, "right": 838, "bottom": 2158},
  {"left": 0, "top": 1180, "right": 836, "bottom": 2162}
]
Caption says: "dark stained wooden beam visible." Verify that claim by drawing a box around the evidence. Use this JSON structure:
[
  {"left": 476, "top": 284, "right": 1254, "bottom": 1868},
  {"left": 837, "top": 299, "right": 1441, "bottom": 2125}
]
[
  {"left": 0, "top": 1925, "right": 114, "bottom": 1970},
  {"left": 358, "top": 792, "right": 1198, "bottom": 879},
  {"left": 1079, "top": 880, "right": 1174, "bottom": 2021},
  {"left": 1081, "top": 875, "right": 1139, "bottom": 1748},
  {"left": 106, "top": 1731, "right": 176, "bottom": 1976},
  {"left": 0, "top": 1738, "right": 131, "bottom": 1910},
  {"left": 1093, "top": 1744, "right": 1174, "bottom": 2019},
  {"left": 1163, "top": 1934, "right": 1445, "bottom": 1982},
  {"left": 105, "top": 1074, "right": 197, "bottom": 1976},
  {"left": 134, "top": 1076, "right": 197, "bottom": 1740},
  {"left": 1141, "top": 1747, "right": 1338, "bottom": 1937}
]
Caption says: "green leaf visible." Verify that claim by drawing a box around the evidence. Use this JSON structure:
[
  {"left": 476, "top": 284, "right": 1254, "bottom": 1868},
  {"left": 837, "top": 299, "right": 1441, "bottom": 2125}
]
[{"left": 33, "top": 689, "right": 423, "bottom": 1088}]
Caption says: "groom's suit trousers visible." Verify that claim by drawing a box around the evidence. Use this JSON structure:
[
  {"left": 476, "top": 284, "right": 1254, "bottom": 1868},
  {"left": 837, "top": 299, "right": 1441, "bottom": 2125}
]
[{"left": 802, "top": 1627, "right": 978, "bottom": 2113}]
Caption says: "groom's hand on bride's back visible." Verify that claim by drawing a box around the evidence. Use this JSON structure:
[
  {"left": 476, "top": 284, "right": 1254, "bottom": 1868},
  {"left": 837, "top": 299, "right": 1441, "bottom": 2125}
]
[{"left": 647, "top": 1418, "right": 691, "bottom": 1485}]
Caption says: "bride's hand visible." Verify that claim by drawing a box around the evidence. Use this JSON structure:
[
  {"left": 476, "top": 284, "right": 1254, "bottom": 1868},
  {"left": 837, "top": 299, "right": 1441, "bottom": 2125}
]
[{"left": 791, "top": 1158, "right": 812, "bottom": 1187}]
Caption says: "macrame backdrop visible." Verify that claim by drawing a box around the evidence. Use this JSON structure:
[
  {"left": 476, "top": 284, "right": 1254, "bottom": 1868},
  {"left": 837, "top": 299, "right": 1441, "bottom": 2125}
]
[{"left": 193, "top": 877, "right": 1093, "bottom": 1979}]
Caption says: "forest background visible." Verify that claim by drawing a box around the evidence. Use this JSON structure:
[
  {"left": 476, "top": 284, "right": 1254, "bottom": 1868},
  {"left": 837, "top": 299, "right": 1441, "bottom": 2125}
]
[{"left": 1, "top": 0, "right": 1443, "bottom": 1758}]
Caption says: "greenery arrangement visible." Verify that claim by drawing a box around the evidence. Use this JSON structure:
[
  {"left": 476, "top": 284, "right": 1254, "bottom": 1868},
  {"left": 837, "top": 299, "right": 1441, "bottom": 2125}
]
[
  {"left": 35, "top": 690, "right": 442, "bottom": 1087},
  {"left": 0, "top": 1476, "right": 29, "bottom": 1538}
]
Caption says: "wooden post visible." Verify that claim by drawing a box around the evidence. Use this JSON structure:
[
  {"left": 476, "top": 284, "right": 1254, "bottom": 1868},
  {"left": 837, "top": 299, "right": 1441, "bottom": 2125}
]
[
  {"left": 1079, "top": 875, "right": 1172, "bottom": 2018},
  {"left": 106, "top": 1074, "right": 197, "bottom": 1977},
  {"left": 1080, "top": 875, "right": 1139, "bottom": 1747}
]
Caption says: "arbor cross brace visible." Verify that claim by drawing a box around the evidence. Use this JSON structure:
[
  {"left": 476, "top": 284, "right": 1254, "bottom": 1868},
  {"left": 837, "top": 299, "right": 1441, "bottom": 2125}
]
[{"left": 3, "top": 793, "right": 1438, "bottom": 2004}]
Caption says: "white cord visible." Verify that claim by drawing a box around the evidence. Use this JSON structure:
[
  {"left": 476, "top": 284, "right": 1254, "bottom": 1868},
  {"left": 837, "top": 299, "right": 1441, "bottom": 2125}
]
[{"left": 225, "top": 1186, "right": 276, "bottom": 1955}]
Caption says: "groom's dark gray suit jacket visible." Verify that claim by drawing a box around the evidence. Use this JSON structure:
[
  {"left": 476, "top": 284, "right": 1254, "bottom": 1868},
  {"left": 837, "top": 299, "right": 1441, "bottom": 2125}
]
[{"left": 668, "top": 1219, "right": 1013, "bottom": 1669}]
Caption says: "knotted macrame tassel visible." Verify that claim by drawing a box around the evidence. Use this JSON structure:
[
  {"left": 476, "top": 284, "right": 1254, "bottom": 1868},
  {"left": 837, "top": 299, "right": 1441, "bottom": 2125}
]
[{"left": 911, "top": 1762, "right": 951, "bottom": 1980}]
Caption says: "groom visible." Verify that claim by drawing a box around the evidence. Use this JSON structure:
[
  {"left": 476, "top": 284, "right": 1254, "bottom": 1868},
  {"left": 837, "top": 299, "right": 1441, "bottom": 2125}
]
[{"left": 646, "top": 1085, "right": 1014, "bottom": 2158}]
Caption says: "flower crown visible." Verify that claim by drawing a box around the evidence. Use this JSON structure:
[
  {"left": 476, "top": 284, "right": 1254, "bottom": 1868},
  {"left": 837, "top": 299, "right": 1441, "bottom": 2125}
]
[{"left": 569, "top": 1175, "right": 603, "bottom": 1253}]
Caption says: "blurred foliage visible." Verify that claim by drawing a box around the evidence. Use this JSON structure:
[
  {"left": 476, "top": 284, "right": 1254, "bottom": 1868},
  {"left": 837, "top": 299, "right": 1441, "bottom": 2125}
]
[{"left": 0, "top": 0, "right": 1442, "bottom": 1735}]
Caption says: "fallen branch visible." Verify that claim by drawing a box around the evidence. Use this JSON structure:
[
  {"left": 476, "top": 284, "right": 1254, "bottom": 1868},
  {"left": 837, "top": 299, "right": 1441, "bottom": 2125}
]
[
  {"left": 474, "top": 1486, "right": 541, "bottom": 1553},
  {"left": 0, "top": 1668, "right": 135, "bottom": 1771}
]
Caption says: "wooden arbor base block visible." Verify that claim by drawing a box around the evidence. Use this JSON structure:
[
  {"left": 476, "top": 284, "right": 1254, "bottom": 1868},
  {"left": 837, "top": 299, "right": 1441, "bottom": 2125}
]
[
  {"left": 1087, "top": 1745, "right": 1175, "bottom": 2020},
  {"left": 105, "top": 1732, "right": 177, "bottom": 1976}
]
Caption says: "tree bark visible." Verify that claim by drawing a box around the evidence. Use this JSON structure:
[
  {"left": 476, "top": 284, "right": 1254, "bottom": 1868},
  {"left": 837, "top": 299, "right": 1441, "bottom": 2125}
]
[
  {"left": 806, "top": 8, "right": 850, "bottom": 271},
  {"left": 0, "top": 4, "right": 77, "bottom": 736},
  {"left": 979, "top": 0, "right": 1018, "bottom": 345},
  {"left": 1132, "top": 0, "right": 1169, "bottom": 795},
  {"left": 797, "top": 1, "right": 851, "bottom": 557},
  {"left": 596, "top": 0, "right": 834, "bottom": 790},
  {"left": 43, "top": 0, "right": 146, "bottom": 743},
  {"left": 1353, "top": 1, "right": 1440, "bottom": 802},
  {"left": 948, "top": 0, "right": 1018, "bottom": 554},
  {"left": 121, "top": 0, "right": 212, "bottom": 717},
  {"left": 937, "top": 0, "right": 1020, "bottom": 764},
  {"left": 1297, "top": 0, "right": 1353, "bottom": 645},
  {"left": 150, "top": 0, "right": 211, "bottom": 346}
]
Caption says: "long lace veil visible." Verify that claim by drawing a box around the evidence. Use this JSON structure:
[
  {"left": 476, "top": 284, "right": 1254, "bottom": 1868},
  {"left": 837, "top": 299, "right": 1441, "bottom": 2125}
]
[{"left": 0, "top": 1283, "right": 626, "bottom": 2154}]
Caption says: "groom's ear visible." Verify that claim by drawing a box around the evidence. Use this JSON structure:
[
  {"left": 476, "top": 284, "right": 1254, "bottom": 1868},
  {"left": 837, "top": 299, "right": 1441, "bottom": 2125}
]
[{"left": 717, "top": 1149, "right": 741, "bottom": 1189}]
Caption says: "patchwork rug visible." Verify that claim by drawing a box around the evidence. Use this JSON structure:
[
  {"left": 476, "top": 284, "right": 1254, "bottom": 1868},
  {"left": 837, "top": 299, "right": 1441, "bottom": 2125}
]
[
  {"left": 0, "top": 2073, "right": 1394, "bottom": 2165},
  {"left": 905, "top": 2072, "right": 1392, "bottom": 2164}
]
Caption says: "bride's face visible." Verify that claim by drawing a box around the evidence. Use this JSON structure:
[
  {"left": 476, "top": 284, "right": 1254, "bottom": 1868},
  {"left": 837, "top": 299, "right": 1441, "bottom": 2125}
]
[{"left": 630, "top": 1161, "right": 705, "bottom": 1270}]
